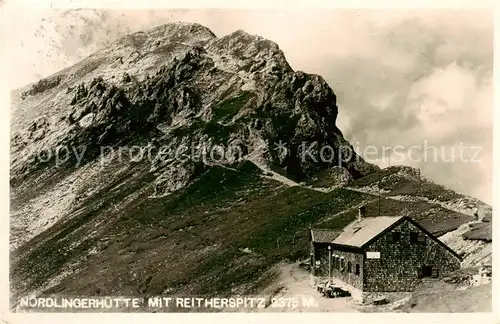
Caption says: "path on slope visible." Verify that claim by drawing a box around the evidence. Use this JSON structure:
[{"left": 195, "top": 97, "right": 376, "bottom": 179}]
[
  {"left": 245, "top": 159, "right": 475, "bottom": 220},
  {"left": 245, "top": 157, "right": 301, "bottom": 188}
]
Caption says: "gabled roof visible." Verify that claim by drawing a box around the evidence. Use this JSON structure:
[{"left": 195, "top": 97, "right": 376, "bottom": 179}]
[
  {"left": 310, "top": 228, "right": 340, "bottom": 243},
  {"left": 331, "top": 216, "right": 403, "bottom": 248},
  {"left": 311, "top": 216, "right": 462, "bottom": 260}
]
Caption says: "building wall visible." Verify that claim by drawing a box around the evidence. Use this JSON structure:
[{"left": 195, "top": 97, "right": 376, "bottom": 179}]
[
  {"left": 363, "top": 219, "right": 461, "bottom": 292},
  {"left": 330, "top": 249, "right": 364, "bottom": 290},
  {"left": 311, "top": 243, "right": 364, "bottom": 290},
  {"left": 310, "top": 242, "right": 330, "bottom": 278}
]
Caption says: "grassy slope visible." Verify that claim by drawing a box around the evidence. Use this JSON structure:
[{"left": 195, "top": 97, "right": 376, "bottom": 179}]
[
  {"left": 10, "top": 161, "right": 475, "bottom": 310},
  {"left": 12, "top": 162, "right": 369, "bottom": 299}
]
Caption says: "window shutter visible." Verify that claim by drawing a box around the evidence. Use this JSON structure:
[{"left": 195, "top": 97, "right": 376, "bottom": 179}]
[
  {"left": 417, "top": 267, "right": 424, "bottom": 278},
  {"left": 431, "top": 268, "right": 439, "bottom": 278},
  {"left": 418, "top": 233, "right": 426, "bottom": 244}
]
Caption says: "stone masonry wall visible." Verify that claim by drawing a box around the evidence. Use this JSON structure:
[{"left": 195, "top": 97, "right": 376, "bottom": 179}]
[
  {"left": 311, "top": 242, "right": 330, "bottom": 278},
  {"left": 330, "top": 249, "right": 364, "bottom": 290},
  {"left": 363, "top": 219, "right": 461, "bottom": 292},
  {"left": 311, "top": 243, "right": 363, "bottom": 290}
]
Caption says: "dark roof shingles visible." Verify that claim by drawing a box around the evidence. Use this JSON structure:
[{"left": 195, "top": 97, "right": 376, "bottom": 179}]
[{"left": 311, "top": 229, "right": 340, "bottom": 243}]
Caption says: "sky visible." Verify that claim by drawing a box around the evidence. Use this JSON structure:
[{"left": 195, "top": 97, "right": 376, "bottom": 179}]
[{"left": 2, "top": 8, "right": 493, "bottom": 204}]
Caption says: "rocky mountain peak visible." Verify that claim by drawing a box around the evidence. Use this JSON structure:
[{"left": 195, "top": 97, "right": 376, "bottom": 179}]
[
  {"left": 11, "top": 23, "right": 378, "bottom": 195},
  {"left": 119, "top": 22, "right": 217, "bottom": 50},
  {"left": 205, "top": 28, "right": 293, "bottom": 76}
]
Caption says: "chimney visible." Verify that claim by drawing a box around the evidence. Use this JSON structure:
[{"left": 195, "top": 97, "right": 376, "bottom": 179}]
[{"left": 358, "top": 206, "right": 366, "bottom": 222}]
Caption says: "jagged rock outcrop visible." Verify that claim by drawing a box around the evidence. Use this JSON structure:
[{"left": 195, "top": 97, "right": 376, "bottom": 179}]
[{"left": 153, "top": 160, "right": 202, "bottom": 197}]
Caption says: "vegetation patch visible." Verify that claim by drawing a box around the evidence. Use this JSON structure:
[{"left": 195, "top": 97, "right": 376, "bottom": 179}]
[
  {"left": 171, "top": 119, "right": 242, "bottom": 144},
  {"left": 212, "top": 91, "right": 254, "bottom": 122},
  {"left": 203, "top": 121, "right": 244, "bottom": 144},
  {"left": 171, "top": 120, "right": 205, "bottom": 138}
]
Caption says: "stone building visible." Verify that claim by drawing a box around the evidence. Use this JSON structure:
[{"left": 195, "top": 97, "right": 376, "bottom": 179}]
[{"left": 309, "top": 207, "right": 461, "bottom": 303}]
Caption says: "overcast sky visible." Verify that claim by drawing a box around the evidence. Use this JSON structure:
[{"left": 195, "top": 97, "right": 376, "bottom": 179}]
[{"left": 3, "top": 8, "right": 493, "bottom": 204}]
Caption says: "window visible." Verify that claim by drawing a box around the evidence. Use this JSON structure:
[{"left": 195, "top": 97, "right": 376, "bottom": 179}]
[
  {"left": 340, "top": 258, "right": 345, "bottom": 272},
  {"left": 388, "top": 231, "right": 401, "bottom": 243},
  {"left": 411, "top": 232, "right": 426, "bottom": 244},
  {"left": 347, "top": 261, "right": 352, "bottom": 273},
  {"left": 355, "top": 264, "right": 360, "bottom": 275}
]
